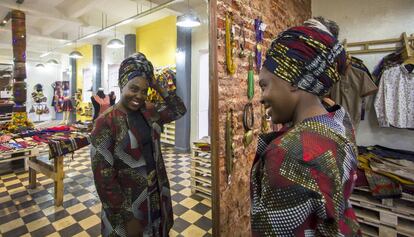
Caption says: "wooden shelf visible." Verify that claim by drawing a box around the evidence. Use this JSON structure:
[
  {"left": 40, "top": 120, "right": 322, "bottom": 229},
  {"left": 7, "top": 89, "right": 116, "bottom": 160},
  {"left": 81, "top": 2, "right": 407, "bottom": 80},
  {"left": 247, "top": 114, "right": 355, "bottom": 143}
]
[
  {"left": 191, "top": 146, "right": 211, "bottom": 199},
  {"left": 161, "top": 121, "right": 175, "bottom": 145}
]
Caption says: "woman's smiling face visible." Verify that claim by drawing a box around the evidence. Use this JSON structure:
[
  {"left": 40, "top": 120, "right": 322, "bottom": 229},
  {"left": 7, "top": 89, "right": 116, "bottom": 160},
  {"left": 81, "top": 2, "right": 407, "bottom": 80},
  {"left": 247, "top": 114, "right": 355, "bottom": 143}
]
[{"left": 120, "top": 76, "right": 149, "bottom": 111}]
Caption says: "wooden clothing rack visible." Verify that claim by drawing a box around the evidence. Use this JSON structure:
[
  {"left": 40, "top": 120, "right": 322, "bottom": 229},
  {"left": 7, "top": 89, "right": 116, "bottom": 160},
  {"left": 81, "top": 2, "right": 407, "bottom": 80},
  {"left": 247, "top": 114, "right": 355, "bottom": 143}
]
[{"left": 344, "top": 32, "right": 414, "bottom": 59}]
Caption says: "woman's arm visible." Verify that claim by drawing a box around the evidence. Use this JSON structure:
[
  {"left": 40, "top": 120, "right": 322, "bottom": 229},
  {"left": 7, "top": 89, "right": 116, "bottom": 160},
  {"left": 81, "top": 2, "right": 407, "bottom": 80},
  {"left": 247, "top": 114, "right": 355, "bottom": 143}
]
[{"left": 151, "top": 80, "right": 187, "bottom": 125}]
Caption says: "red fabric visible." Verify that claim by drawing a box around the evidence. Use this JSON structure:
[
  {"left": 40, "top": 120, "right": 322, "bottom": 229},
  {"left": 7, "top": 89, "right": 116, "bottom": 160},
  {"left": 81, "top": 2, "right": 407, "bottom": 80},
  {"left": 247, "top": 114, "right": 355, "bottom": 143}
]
[{"left": 93, "top": 95, "right": 111, "bottom": 116}]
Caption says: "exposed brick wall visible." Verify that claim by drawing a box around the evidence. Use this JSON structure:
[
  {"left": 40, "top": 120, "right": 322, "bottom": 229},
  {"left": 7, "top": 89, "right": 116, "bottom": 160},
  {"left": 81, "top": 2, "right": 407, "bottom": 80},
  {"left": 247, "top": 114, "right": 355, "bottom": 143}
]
[{"left": 215, "top": 0, "right": 311, "bottom": 236}]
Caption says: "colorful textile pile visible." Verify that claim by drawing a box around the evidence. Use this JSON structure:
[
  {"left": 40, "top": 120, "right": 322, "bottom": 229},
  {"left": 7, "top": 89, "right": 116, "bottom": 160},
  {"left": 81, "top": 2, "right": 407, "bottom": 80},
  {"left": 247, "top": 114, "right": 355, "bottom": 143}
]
[
  {"left": 7, "top": 112, "right": 33, "bottom": 133},
  {"left": 357, "top": 145, "right": 414, "bottom": 198},
  {"left": 0, "top": 125, "right": 90, "bottom": 159},
  {"left": 193, "top": 136, "right": 211, "bottom": 151}
]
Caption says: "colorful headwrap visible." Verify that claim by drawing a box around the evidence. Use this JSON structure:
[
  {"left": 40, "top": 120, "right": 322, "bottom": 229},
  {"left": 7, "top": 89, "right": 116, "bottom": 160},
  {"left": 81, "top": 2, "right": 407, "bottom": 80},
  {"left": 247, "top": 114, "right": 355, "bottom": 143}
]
[
  {"left": 118, "top": 52, "right": 154, "bottom": 90},
  {"left": 147, "top": 68, "right": 177, "bottom": 104},
  {"left": 263, "top": 26, "right": 346, "bottom": 96}
]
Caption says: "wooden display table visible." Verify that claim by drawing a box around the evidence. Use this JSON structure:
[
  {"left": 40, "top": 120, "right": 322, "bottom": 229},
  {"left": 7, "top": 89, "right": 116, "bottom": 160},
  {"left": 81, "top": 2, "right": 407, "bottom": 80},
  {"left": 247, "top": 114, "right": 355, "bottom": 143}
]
[
  {"left": 28, "top": 155, "right": 65, "bottom": 206},
  {"left": 0, "top": 145, "right": 39, "bottom": 170},
  {"left": 1, "top": 131, "right": 90, "bottom": 207}
]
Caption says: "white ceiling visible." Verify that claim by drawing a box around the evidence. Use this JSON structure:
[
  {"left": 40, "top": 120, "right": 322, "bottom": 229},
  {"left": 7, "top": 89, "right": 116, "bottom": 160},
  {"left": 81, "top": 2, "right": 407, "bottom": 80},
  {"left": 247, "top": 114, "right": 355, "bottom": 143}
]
[{"left": 0, "top": 0, "right": 207, "bottom": 63}]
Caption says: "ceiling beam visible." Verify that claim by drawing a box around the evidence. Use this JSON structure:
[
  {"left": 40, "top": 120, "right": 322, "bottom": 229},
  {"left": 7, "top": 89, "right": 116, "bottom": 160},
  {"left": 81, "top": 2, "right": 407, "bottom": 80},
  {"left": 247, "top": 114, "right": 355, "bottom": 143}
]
[
  {"left": 41, "top": 21, "right": 66, "bottom": 36},
  {"left": 0, "top": 27, "right": 69, "bottom": 42},
  {"left": 0, "top": 0, "right": 87, "bottom": 27},
  {"left": 0, "top": 43, "right": 46, "bottom": 55},
  {"left": 59, "top": 0, "right": 103, "bottom": 19}
]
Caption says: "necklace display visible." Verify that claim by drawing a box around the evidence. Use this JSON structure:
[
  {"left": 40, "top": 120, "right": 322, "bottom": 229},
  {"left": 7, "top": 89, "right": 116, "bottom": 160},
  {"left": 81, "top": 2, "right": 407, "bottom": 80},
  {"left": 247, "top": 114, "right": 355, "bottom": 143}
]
[
  {"left": 238, "top": 21, "right": 247, "bottom": 58},
  {"left": 254, "top": 18, "right": 265, "bottom": 72},
  {"left": 261, "top": 104, "right": 270, "bottom": 133},
  {"left": 226, "top": 13, "right": 236, "bottom": 75},
  {"left": 225, "top": 108, "right": 234, "bottom": 184},
  {"left": 247, "top": 53, "right": 254, "bottom": 100},
  {"left": 243, "top": 102, "right": 254, "bottom": 147},
  {"left": 243, "top": 53, "right": 255, "bottom": 147}
]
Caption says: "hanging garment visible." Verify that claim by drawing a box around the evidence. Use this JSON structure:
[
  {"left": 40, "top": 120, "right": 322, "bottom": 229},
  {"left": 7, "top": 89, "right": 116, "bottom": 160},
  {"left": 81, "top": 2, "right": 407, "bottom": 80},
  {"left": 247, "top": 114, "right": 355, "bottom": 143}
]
[
  {"left": 330, "top": 65, "right": 378, "bottom": 130},
  {"left": 349, "top": 56, "right": 376, "bottom": 121},
  {"left": 372, "top": 50, "right": 404, "bottom": 83},
  {"left": 250, "top": 106, "right": 361, "bottom": 236},
  {"left": 374, "top": 65, "right": 414, "bottom": 128}
]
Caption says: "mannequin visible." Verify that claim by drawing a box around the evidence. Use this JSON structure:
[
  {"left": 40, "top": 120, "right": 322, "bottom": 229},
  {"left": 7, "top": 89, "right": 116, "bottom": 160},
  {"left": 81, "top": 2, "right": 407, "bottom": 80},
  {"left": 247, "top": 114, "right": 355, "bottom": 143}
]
[
  {"left": 91, "top": 88, "right": 115, "bottom": 120},
  {"left": 62, "top": 81, "right": 73, "bottom": 124}
]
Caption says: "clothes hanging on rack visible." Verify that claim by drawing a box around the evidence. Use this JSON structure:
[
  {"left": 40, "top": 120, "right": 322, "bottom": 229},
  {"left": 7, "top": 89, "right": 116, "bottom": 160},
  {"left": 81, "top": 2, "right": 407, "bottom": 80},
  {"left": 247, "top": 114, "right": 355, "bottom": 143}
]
[
  {"left": 91, "top": 91, "right": 115, "bottom": 121},
  {"left": 62, "top": 84, "right": 73, "bottom": 112},
  {"left": 372, "top": 49, "right": 404, "bottom": 83},
  {"left": 330, "top": 62, "right": 378, "bottom": 130},
  {"left": 374, "top": 64, "right": 414, "bottom": 128},
  {"left": 349, "top": 56, "right": 376, "bottom": 121},
  {"left": 52, "top": 81, "right": 73, "bottom": 112}
]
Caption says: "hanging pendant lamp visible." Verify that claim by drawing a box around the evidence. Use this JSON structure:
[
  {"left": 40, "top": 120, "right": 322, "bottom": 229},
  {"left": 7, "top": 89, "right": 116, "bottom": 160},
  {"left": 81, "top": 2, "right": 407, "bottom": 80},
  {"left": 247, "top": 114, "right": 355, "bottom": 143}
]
[
  {"left": 46, "top": 59, "right": 59, "bottom": 65},
  {"left": 69, "top": 50, "right": 83, "bottom": 59},
  {"left": 107, "top": 26, "right": 124, "bottom": 48},
  {"left": 35, "top": 63, "right": 45, "bottom": 68},
  {"left": 176, "top": 0, "right": 201, "bottom": 28},
  {"left": 69, "top": 28, "right": 84, "bottom": 59}
]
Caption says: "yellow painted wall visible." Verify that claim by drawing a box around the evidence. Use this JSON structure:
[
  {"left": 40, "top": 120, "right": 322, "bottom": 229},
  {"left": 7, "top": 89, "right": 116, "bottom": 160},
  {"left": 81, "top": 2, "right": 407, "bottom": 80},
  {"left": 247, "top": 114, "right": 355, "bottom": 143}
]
[
  {"left": 136, "top": 16, "right": 177, "bottom": 67},
  {"left": 75, "top": 44, "right": 93, "bottom": 121}
]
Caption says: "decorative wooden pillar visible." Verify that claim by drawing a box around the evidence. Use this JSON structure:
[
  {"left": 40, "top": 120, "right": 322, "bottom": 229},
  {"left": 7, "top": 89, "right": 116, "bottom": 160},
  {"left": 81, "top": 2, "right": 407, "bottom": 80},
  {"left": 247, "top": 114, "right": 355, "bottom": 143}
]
[{"left": 9, "top": 10, "right": 32, "bottom": 131}]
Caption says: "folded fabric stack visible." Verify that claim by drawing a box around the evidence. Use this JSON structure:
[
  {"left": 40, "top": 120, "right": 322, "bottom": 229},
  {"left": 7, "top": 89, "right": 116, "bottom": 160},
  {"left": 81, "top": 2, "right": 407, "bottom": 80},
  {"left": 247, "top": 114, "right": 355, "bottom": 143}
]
[
  {"left": 193, "top": 136, "right": 211, "bottom": 151},
  {"left": 357, "top": 145, "right": 414, "bottom": 198},
  {"left": 0, "top": 137, "right": 38, "bottom": 152}
]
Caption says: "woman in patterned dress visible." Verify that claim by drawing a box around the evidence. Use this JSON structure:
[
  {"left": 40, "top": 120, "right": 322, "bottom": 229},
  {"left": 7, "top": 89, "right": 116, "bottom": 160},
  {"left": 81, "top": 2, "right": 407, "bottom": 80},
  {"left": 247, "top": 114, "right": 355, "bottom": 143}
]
[
  {"left": 91, "top": 53, "right": 186, "bottom": 237},
  {"left": 251, "top": 22, "right": 361, "bottom": 236}
]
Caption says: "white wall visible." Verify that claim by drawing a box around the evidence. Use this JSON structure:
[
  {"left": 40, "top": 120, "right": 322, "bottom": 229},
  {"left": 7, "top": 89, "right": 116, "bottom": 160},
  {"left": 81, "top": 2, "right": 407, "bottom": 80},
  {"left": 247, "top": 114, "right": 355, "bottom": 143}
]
[
  {"left": 190, "top": 4, "right": 209, "bottom": 145},
  {"left": 100, "top": 37, "right": 124, "bottom": 98},
  {"left": 312, "top": 0, "right": 414, "bottom": 151},
  {"left": 26, "top": 61, "right": 62, "bottom": 122}
]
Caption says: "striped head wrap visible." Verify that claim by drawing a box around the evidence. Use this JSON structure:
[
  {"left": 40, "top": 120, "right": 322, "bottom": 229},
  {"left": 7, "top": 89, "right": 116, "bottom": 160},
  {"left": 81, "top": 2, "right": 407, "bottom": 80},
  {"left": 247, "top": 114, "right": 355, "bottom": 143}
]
[
  {"left": 263, "top": 26, "right": 346, "bottom": 96},
  {"left": 118, "top": 52, "right": 154, "bottom": 90},
  {"left": 147, "top": 68, "right": 177, "bottom": 104}
]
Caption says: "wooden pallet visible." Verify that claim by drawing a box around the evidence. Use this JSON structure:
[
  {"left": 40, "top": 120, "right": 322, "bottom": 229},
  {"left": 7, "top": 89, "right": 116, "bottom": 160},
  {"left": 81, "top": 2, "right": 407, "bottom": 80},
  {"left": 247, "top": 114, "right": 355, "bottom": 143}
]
[
  {"left": 161, "top": 122, "right": 175, "bottom": 145},
  {"left": 358, "top": 217, "right": 412, "bottom": 237},
  {"left": 351, "top": 187, "right": 414, "bottom": 219},
  {"left": 358, "top": 221, "right": 408, "bottom": 237},
  {"left": 191, "top": 146, "right": 211, "bottom": 199},
  {"left": 351, "top": 188, "right": 414, "bottom": 237}
]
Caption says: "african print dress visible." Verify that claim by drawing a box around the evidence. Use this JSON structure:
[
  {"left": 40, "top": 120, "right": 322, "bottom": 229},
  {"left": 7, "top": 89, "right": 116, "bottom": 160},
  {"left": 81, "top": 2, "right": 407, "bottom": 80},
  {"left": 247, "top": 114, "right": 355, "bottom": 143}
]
[
  {"left": 91, "top": 94, "right": 186, "bottom": 237},
  {"left": 250, "top": 106, "right": 361, "bottom": 237}
]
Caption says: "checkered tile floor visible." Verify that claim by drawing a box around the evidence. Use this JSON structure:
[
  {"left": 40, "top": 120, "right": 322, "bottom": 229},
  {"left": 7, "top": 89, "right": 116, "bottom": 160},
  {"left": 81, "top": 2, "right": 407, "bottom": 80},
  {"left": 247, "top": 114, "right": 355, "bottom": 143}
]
[{"left": 0, "top": 145, "right": 212, "bottom": 236}]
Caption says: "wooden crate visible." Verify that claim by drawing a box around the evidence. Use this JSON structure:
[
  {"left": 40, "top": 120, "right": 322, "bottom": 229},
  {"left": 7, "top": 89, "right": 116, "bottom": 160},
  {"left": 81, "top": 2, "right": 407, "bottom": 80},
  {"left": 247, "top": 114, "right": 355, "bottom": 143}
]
[
  {"left": 351, "top": 187, "right": 414, "bottom": 237},
  {"left": 191, "top": 147, "right": 211, "bottom": 199},
  {"left": 161, "top": 121, "right": 175, "bottom": 145}
]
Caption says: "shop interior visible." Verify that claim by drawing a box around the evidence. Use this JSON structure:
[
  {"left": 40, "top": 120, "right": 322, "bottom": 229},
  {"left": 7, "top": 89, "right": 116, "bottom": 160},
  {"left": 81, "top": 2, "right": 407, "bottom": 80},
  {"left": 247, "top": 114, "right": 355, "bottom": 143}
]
[
  {"left": 0, "top": 0, "right": 211, "bottom": 236},
  {"left": 1, "top": 0, "right": 414, "bottom": 237}
]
